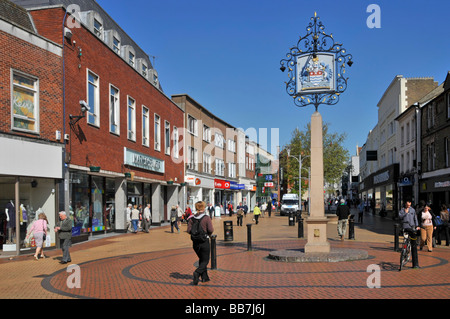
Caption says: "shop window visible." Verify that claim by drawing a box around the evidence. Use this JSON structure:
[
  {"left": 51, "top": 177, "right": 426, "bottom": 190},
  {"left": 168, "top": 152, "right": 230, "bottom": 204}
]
[
  {"left": 70, "top": 171, "right": 90, "bottom": 235},
  {"left": 11, "top": 71, "right": 39, "bottom": 133},
  {"left": 91, "top": 176, "right": 105, "bottom": 232},
  {"left": 0, "top": 177, "right": 56, "bottom": 251},
  {"left": 105, "top": 178, "right": 115, "bottom": 230}
]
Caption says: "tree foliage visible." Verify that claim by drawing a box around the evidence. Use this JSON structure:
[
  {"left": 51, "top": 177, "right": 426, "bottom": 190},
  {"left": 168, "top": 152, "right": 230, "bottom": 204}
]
[{"left": 280, "top": 122, "right": 349, "bottom": 197}]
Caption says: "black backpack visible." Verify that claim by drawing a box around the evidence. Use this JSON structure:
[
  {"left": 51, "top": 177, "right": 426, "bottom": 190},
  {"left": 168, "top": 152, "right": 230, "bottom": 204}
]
[{"left": 190, "top": 216, "right": 208, "bottom": 243}]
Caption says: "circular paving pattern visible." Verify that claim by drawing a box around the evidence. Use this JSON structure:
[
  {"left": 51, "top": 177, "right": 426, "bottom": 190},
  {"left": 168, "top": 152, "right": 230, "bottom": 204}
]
[{"left": 41, "top": 240, "right": 450, "bottom": 299}]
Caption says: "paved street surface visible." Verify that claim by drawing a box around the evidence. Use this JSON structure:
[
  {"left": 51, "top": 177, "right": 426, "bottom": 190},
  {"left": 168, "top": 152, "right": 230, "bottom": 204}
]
[{"left": 0, "top": 208, "right": 449, "bottom": 303}]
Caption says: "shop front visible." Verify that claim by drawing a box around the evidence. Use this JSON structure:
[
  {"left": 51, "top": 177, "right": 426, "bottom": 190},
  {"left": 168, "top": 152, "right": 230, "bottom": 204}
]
[
  {"left": 185, "top": 175, "right": 215, "bottom": 213},
  {"left": 0, "top": 135, "right": 63, "bottom": 255},
  {"left": 69, "top": 169, "right": 118, "bottom": 240},
  {"left": 371, "top": 164, "right": 399, "bottom": 216},
  {"left": 419, "top": 174, "right": 450, "bottom": 212}
]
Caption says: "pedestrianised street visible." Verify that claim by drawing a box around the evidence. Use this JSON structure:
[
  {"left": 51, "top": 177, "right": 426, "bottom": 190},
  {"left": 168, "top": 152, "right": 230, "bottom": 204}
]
[{"left": 1, "top": 209, "right": 448, "bottom": 302}]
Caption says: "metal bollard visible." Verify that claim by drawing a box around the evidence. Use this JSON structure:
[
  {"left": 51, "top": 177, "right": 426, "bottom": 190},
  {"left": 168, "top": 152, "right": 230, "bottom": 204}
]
[
  {"left": 247, "top": 223, "right": 253, "bottom": 251},
  {"left": 210, "top": 234, "right": 217, "bottom": 269},
  {"left": 298, "top": 217, "right": 304, "bottom": 238},
  {"left": 289, "top": 212, "right": 295, "bottom": 226},
  {"left": 394, "top": 223, "right": 400, "bottom": 252},
  {"left": 348, "top": 215, "right": 355, "bottom": 240}
]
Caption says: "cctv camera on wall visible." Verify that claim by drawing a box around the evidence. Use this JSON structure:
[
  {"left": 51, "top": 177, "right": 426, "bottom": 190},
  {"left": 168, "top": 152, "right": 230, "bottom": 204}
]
[{"left": 79, "top": 100, "right": 90, "bottom": 112}]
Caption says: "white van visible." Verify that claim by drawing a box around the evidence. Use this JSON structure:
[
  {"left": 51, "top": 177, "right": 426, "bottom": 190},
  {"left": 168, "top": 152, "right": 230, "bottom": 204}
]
[{"left": 280, "top": 194, "right": 299, "bottom": 216}]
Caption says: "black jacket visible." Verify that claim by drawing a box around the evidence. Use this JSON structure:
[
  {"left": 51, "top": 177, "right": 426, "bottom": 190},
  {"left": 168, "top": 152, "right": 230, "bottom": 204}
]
[{"left": 336, "top": 204, "right": 350, "bottom": 220}]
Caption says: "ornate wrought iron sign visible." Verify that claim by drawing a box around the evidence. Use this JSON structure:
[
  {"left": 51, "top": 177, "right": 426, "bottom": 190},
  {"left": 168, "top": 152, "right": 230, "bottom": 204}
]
[{"left": 280, "top": 12, "right": 353, "bottom": 110}]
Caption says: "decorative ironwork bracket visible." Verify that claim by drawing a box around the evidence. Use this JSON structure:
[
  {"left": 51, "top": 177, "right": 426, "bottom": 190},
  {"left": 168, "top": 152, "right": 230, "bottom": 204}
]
[{"left": 280, "top": 12, "right": 353, "bottom": 110}]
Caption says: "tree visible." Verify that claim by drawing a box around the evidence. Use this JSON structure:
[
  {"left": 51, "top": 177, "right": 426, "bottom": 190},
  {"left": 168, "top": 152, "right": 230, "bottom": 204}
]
[{"left": 281, "top": 122, "right": 349, "bottom": 197}]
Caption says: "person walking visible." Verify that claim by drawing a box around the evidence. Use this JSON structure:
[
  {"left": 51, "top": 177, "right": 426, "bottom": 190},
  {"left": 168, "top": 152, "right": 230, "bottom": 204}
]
[
  {"left": 267, "top": 200, "right": 272, "bottom": 218},
  {"left": 438, "top": 204, "right": 449, "bottom": 246},
  {"left": 130, "top": 205, "right": 140, "bottom": 233},
  {"left": 142, "top": 203, "right": 151, "bottom": 233},
  {"left": 336, "top": 199, "right": 350, "bottom": 241},
  {"left": 418, "top": 204, "right": 436, "bottom": 252},
  {"left": 187, "top": 201, "right": 214, "bottom": 285},
  {"left": 30, "top": 212, "right": 48, "bottom": 260},
  {"left": 357, "top": 200, "right": 364, "bottom": 223},
  {"left": 236, "top": 208, "right": 244, "bottom": 226},
  {"left": 176, "top": 204, "right": 184, "bottom": 226},
  {"left": 253, "top": 204, "right": 262, "bottom": 224},
  {"left": 126, "top": 204, "right": 132, "bottom": 232},
  {"left": 54, "top": 211, "right": 72, "bottom": 264},
  {"left": 399, "top": 200, "right": 420, "bottom": 268},
  {"left": 207, "top": 203, "right": 215, "bottom": 218},
  {"left": 170, "top": 206, "right": 180, "bottom": 233}
]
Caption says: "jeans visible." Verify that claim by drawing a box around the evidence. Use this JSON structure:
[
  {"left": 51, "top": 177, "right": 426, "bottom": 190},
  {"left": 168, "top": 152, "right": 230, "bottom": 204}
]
[
  {"left": 337, "top": 219, "right": 348, "bottom": 237},
  {"left": 131, "top": 219, "right": 139, "bottom": 232},
  {"left": 171, "top": 220, "right": 179, "bottom": 232}
]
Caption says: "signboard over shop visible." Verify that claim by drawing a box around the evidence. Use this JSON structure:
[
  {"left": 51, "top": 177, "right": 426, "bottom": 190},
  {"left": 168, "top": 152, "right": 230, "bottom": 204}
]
[
  {"left": 124, "top": 147, "right": 165, "bottom": 173},
  {"left": 214, "top": 179, "right": 245, "bottom": 190}
]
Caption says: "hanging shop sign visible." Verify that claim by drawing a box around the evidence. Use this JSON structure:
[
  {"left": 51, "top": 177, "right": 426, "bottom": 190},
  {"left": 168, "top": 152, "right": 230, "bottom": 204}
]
[{"left": 124, "top": 147, "right": 164, "bottom": 174}]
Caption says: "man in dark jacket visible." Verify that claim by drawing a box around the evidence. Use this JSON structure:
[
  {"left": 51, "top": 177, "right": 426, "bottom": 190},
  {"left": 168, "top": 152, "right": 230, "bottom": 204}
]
[
  {"left": 336, "top": 199, "right": 351, "bottom": 241},
  {"left": 54, "top": 211, "right": 72, "bottom": 264}
]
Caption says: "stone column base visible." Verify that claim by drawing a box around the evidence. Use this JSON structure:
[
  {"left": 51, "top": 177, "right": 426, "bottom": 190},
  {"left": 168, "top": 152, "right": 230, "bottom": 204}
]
[{"left": 304, "top": 217, "right": 330, "bottom": 254}]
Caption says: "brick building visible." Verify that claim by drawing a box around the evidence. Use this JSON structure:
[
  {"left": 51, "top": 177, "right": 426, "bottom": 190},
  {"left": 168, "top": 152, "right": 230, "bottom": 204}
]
[
  {"left": 10, "top": 0, "right": 185, "bottom": 242},
  {"left": 172, "top": 94, "right": 256, "bottom": 213},
  {"left": 0, "top": 0, "right": 63, "bottom": 254},
  {"left": 419, "top": 71, "right": 450, "bottom": 209}
]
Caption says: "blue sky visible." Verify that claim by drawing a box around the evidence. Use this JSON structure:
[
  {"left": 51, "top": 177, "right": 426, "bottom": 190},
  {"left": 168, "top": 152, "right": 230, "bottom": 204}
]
[{"left": 97, "top": 0, "right": 449, "bottom": 158}]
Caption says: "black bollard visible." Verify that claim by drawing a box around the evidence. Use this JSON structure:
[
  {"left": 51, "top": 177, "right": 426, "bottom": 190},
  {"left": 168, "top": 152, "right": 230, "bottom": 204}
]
[
  {"left": 247, "top": 223, "right": 253, "bottom": 251},
  {"left": 348, "top": 215, "right": 355, "bottom": 240},
  {"left": 298, "top": 217, "right": 304, "bottom": 238},
  {"left": 394, "top": 223, "right": 400, "bottom": 252},
  {"left": 289, "top": 212, "right": 295, "bottom": 226},
  {"left": 210, "top": 235, "right": 217, "bottom": 269}
]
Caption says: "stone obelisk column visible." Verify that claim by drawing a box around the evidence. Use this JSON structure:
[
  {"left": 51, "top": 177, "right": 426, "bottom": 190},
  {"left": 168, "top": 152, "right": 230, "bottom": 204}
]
[{"left": 304, "top": 111, "right": 330, "bottom": 253}]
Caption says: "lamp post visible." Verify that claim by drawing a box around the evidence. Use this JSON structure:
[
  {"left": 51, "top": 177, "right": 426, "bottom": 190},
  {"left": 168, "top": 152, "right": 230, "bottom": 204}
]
[
  {"left": 280, "top": 12, "right": 353, "bottom": 254},
  {"left": 287, "top": 149, "right": 310, "bottom": 211}
]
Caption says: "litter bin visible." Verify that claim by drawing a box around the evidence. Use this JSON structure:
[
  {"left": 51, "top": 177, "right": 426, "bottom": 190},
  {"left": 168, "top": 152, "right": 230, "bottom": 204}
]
[
  {"left": 224, "top": 221, "right": 233, "bottom": 241},
  {"left": 288, "top": 212, "right": 295, "bottom": 226}
]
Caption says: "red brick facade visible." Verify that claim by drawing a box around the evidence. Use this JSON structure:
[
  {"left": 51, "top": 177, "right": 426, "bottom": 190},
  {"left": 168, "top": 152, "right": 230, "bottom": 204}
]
[
  {"left": 0, "top": 26, "right": 63, "bottom": 142},
  {"left": 29, "top": 7, "right": 184, "bottom": 183}
]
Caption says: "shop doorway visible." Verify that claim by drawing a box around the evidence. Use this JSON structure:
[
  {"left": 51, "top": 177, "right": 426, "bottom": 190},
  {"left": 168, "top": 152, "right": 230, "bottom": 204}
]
[{"left": 127, "top": 196, "right": 143, "bottom": 208}]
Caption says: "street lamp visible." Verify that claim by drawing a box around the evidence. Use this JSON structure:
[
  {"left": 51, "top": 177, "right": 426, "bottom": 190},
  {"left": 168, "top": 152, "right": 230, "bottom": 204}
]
[{"left": 287, "top": 148, "right": 310, "bottom": 211}]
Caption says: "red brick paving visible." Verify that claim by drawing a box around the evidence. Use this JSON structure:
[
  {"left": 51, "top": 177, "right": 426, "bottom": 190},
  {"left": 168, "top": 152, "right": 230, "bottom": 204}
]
[{"left": 0, "top": 211, "right": 449, "bottom": 300}]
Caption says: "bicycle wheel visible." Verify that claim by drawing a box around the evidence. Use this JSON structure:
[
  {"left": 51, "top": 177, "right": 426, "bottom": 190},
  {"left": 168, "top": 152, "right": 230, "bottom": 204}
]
[
  {"left": 399, "top": 240, "right": 410, "bottom": 271},
  {"left": 405, "top": 241, "right": 411, "bottom": 264}
]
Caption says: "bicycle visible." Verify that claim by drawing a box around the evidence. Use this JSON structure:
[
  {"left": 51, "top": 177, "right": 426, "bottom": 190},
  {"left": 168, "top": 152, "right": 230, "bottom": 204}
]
[{"left": 399, "top": 228, "right": 416, "bottom": 271}]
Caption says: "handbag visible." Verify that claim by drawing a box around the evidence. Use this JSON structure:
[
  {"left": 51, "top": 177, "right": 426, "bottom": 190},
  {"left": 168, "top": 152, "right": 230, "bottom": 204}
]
[{"left": 434, "top": 216, "right": 443, "bottom": 226}]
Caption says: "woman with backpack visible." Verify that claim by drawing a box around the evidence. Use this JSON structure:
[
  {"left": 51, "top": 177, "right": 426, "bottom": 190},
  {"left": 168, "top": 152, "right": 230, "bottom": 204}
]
[{"left": 187, "top": 201, "right": 214, "bottom": 285}]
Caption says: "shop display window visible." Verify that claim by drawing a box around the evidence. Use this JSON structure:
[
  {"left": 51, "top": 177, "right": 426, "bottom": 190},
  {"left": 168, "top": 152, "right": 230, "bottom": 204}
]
[{"left": 0, "top": 177, "right": 56, "bottom": 252}]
